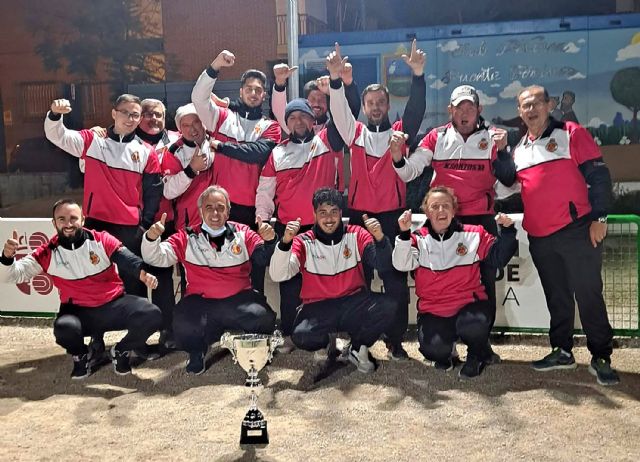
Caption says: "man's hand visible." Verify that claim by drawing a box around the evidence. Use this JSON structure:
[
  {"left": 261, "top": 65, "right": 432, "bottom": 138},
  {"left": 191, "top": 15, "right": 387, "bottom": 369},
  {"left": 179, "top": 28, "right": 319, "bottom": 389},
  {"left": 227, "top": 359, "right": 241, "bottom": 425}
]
[
  {"left": 50, "top": 99, "right": 72, "bottom": 114},
  {"left": 402, "top": 39, "right": 426, "bottom": 77},
  {"left": 189, "top": 147, "right": 208, "bottom": 172},
  {"left": 210, "top": 139, "right": 222, "bottom": 151},
  {"left": 326, "top": 42, "right": 348, "bottom": 80},
  {"left": 90, "top": 126, "right": 107, "bottom": 138},
  {"left": 139, "top": 270, "right": 158, "bottom": 290},
  {"left": 495, "top": 213, "right": 514, "bottom": 228},
  {"left": 316, "top": 75, "right": 330, "bottom": 95},
  {"left": 211, "top": 93, "right": 230, "bottom": 108},
  {"left": 398, "top": 210, "right": 413, "bottom": 232},
  {"left": 3, "top": 230, "right": 19, "bottom": 259},
  {"left": 256, "top": 216, "right": 276, "bottom": 241},
  {"left": 282, "top": 217, "right": 301, "bottom": 244},
  {"left": 273, "top": 63, "right": 298, "bottom": 87},
  {"left": 363, "top": 214, "right": 384, "bottom": 242},
  {"left": 492, "top": 127, "right": 508, "bottom": 151},
  {"left": 590, "top": 221, "right": 608, "bottom": 248},
  {"left": 147, "top": 213, "right": 167, "bottom": 241},
  {"left": 341, "top": 62, "right": 353, "bottom": 86},
  {"left": 390, "top": 131, "right": 408, "bottom": 162},
  {"left": 211, "top": 50, "right": 235, "bottom": 71}
]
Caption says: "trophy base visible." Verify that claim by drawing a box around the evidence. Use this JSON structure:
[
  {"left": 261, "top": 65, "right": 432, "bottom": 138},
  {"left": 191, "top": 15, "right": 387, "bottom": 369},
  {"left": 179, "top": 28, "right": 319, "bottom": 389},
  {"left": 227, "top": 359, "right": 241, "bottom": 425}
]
[{"left": 240, "top": 427, "right": 269, "bottom": 448}]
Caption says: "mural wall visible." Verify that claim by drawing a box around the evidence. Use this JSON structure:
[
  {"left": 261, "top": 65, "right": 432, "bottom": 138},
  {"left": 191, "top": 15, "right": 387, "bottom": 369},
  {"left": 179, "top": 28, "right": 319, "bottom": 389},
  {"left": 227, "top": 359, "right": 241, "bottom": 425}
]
[{"left": 299, "top": 15, "right": 640, "bottom": 151}]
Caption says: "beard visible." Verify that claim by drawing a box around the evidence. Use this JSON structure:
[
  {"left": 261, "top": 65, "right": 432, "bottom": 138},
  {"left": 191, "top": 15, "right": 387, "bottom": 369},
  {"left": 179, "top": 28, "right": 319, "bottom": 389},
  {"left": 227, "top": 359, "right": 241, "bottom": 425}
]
[{"left": 57, "top": 227, "right": 83, "bottom": 246}]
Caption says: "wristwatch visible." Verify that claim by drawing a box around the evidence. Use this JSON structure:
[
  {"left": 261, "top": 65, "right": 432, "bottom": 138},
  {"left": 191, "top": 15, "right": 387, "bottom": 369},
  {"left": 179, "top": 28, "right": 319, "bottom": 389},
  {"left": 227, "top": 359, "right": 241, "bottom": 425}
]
[{"left": 597, "top": 216, "right": 608, "bottom": 224}]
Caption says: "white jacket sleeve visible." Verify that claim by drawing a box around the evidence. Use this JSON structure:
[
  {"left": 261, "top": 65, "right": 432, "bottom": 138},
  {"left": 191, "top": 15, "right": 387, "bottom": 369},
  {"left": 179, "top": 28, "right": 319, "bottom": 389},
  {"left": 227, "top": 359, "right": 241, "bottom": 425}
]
[
  {"left": 394, "top": 146, "right": 433, "bottom": 182},
  {"left": 392, "top": 237, "right": 420, "bottom": 272},
  {"left": 329, "top": 83, "right": 357, "bottom": 146},
  {"left": 191, "top": 69, "right": 221, "bottom": 132},
  {"left": 0, "top": 255, "right": 45, "bottom": 284},
  {"left": 255, "top": 175, "right": 277, "bottom": 221},
  {"left": 141, "top": 235, "right": 179, "bottom": 268},
  {"left": 269, "top": 245, "right": 301, "bottom": 282},
  {"left": 163, "top": 171, "right": 193, "bottom": 200},
  {"left": 43, "top": 113, "right": 85, "bottom": 158},
  {"left": 272, "top": 85, "right": 290, "bottom": 134}
]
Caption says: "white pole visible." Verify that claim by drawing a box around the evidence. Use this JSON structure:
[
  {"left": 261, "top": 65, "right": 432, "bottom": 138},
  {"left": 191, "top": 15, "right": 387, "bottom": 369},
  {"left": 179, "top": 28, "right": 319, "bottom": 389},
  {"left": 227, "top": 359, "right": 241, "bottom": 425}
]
[{"left": 287, "top": 0, "right": 299, "bottom": 99}]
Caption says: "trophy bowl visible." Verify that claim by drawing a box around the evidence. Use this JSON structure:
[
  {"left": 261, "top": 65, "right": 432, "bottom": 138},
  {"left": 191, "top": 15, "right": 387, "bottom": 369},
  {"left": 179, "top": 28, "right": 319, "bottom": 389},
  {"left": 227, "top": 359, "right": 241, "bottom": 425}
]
[{"left": 220, "top": 331, "right": 283, "bottom": 447}]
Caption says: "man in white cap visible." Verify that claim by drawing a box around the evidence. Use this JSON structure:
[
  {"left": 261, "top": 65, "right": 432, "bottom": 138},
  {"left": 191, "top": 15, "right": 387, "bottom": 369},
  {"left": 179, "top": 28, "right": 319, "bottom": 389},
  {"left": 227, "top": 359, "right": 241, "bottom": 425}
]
[{"left": 390, "top": 84, "right": 513, "bottom": 364}]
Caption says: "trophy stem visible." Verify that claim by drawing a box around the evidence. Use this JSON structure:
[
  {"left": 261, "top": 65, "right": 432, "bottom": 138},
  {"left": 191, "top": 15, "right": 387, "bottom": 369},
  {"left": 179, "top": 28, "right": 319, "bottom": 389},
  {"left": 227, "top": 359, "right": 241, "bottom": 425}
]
[{"left": 245, "top": 365, "right": 261, "bottom": 387}]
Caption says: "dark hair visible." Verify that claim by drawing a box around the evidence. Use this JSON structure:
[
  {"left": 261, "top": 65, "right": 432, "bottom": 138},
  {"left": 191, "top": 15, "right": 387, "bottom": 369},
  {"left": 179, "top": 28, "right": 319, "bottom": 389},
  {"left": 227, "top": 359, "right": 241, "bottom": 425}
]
[
  {"left": 113, "top": 93, "right": 141, "bottom": 108},
  {"left": 361, "top": 84, "right": 390, "bottom": 104},
  {"left": 303, "top": 80, "right": 324, "bottom": 98},
  {"left": 312, "top": 187, "right": 343, "bottom": 211},
  {"left": 52, "top": 198, "right": 80, "bottom": 218},
  {"left": 240, "top": 69, "right": 267, "bottom": 88},
  {"left": 421, "top": 186, "right": 458, "bottom": 213},
  {"left": 562, "top": 90, "right": 576, "bottom": 101},
  {"left": 517, "top": 85, "right": 550, "bottom": 105}
]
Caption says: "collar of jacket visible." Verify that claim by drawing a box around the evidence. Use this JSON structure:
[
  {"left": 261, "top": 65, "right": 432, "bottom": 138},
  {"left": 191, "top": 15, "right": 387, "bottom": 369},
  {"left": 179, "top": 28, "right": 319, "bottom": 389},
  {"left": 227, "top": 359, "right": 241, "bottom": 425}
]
[
  {"left": 312, "top": 222, "right": 345, "bottom": 245},
  {"left": 135, "top": 127, "right": 164, "bottom": 145},
  {"left": 107, "top": 126, "right": 136, "bottom": 143},
  {"left": 424, "top": 217, "right": 464, "bottom": 241},
  {"left": 229, "top": 99, "right": 263, "bottom": 120},
  {"left": 366, "top": 116, "right": 392, "bottom": 132},
  {"left": 52, "top": 228, "right": 92, "bottom": 250}
]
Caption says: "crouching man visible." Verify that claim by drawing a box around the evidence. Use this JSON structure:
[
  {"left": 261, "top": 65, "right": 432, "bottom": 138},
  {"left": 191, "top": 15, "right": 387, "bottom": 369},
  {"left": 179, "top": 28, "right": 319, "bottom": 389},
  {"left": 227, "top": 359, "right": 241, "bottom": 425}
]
[
  {"left": 141, "top": 186, "right": 277, "bottom": 375},
  {"left": 270, "top": 187, "right": 397, "bottom": 373},
  {"left": 0, "top": 199, "right": 162, "bottom": 378}
]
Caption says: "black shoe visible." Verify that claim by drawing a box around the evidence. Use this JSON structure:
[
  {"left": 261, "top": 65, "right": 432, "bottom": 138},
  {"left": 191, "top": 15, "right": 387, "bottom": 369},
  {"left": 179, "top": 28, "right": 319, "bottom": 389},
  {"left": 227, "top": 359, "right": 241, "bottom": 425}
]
[
  {"left": 588, "top": 357, "right": 620, "bottom": 386},
  {"left": 186, "top": 351, "right": 206, "bottom": 375},
  {"left": 434, "top": 356, "right": 462, "bottom": 371},
  {"left": 459, "top": 356, "right": 486, "bottom": 379},
  {"left": 387, "top": 342, "right": 409, "bottom": 361},
  {"left": 131, "top": 345, "right": 161, "bottom": 361},
  {"left": 71, "top": 353, "right": 90, "bottom": 380},
  {"left": 532, "top": 347, "right": 577, "bottom": 371},
  {"left": 486, "top": 348, "right": 501, "bottom": 365},
  {"left": 110, "top": 346, "right": 132, "bottom": 375},
  {"left": 159, "top": 329, "right": 177, "bottom": 350}
]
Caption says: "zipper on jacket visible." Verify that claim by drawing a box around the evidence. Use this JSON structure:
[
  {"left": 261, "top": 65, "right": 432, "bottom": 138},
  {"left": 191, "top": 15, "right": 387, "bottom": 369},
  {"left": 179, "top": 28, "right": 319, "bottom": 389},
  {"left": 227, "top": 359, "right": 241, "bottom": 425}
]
[
  {"left": 86, "top": 192, "right": 94, "bottom": 215},
  {"left": 350, "top": 180, "right": 358, "bottom": 206}
]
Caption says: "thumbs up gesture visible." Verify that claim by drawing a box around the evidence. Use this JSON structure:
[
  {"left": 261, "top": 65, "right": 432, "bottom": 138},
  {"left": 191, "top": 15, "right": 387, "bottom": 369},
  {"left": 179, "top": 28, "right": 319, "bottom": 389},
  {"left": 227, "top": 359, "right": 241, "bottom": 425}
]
[
  {"left": 3, "top": 230, "right": 20, "bottom": 258},
  {"left": 256, "top": 216, "right": 275, "bottom": 242},
  {"left": 363, "top": 214, "right": 384, "bottom": 242},
  {"left": 282, "top": 217, "right": 301, "bottom": 244},
  {"left": 146, "top": 213, "right": 167, "bottom": 241},
  {"left": 398, "top": 210, "right": 413, "bottom": 232}
]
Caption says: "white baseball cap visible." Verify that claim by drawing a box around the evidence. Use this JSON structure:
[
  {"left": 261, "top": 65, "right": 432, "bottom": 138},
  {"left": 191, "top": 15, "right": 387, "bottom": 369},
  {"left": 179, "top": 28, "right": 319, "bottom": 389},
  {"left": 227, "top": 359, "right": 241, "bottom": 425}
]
[{"left": 450, "top": 85, "right": 480, "bottom": 106}]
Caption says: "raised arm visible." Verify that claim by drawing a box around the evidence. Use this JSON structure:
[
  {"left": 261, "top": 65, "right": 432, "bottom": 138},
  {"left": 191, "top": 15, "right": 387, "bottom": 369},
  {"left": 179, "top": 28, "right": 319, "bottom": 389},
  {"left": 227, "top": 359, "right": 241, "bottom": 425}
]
[
  {"left": 271, "top": 63, "right": 298, "bottom": 133},
  {"left": 392, "top": 210, "right": 420, "bottom": 272},
  {"left": 268, "top": 218, "right": 302, "bottom": 282},
  {"left": 401, "top": 39, "right": 427, "bottom": 145},
  {"left": 327, "top": 43, "right": 357, "bottom": 147},
  {"left": 43, "top": 99, "right": 90, "bottom": 158},
  {"left": 191, "top": 50, "right": 236, "bottom": 133},
  {"left": 0, "top": 231, "right": 44, "bottom": 283},
  {"left": 141, "top": 215, "right": 181, "bottom": 268}
]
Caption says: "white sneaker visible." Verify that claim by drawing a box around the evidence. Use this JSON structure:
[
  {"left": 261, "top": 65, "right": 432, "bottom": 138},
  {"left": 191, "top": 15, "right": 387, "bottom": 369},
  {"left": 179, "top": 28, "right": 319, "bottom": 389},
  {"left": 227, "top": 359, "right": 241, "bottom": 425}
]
[{"left": 348, "top": 345, "right": 375, "bottom": 374}]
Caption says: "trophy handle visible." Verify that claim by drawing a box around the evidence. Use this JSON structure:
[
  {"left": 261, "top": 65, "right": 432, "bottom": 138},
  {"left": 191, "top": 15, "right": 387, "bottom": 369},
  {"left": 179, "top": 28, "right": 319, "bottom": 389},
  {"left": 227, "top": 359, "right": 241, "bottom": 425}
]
[
  {"left": 268, "top": 330, "right": 284, "bottom": 362},
  {"left": 220, "top": 332, "right": 238, "bottom": 363}
]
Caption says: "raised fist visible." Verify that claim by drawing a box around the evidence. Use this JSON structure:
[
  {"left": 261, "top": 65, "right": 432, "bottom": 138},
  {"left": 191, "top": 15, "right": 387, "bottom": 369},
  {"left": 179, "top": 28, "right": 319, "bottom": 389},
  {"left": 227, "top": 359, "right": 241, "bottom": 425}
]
[
  {"left": 363, "top": 214, "right": 384, "bottom": 242},
  {"left": 398, "top": 210, "right": 413, "bottom": 232},
  {"left": 211, "top": 50, "right": 235, "bottom": 71},
  {"left": 3, "top": 230, "right": 19, "bottom": 258},
  {"left": 282, "top": 218, "right": 301, "bottom": 244},
  {"left": 273, "top": 63, "right": 298, "bottom": 87},
  {"left": 50, "top": 99, "right": 72, "bottom": 115}
]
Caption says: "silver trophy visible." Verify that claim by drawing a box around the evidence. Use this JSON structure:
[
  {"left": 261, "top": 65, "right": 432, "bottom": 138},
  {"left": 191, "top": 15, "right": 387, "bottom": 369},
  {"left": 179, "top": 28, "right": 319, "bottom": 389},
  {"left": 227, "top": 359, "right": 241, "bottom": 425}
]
[{"left": 221, "top": 331, "right": 283, "bottom": 447}]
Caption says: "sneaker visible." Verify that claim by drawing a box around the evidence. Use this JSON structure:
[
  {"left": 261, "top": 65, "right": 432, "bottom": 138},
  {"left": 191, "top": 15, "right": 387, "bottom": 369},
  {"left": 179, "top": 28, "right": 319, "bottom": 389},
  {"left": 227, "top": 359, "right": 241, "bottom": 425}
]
[
  {"left": 110, "top": 346, "right": 132, "bottom": 375},
  {"left": 387, "top": 342, "right": 409, "bottom": 361},
  {"left": 459, "top": 356, "right": 486, "bottom": 379},
  {"left": 532, "top": 347, "right": 577, "bottom": 371},
  {"left": 71, "top": 353, "right": 90, "bottom": 380},
  {"left": 131, "top": 345, "right": 161, "bottom": 361},
  {"left": 348, "top": 345, "right": 375, "bottom": 374},
  {"left": 433, "top": 356, "right": 462, "bottom": 371},
  {"left": 588, "top": 357, "right": 620, "bottom": 386},
  {"left": 186, "top": 351, "right": 206, "bottom": 375},
  {"left": 314, "top": 334, "right": 338, "bottom": 362},
  {"left": 278, "top": 336, "right": 296, "bottom": 355}
]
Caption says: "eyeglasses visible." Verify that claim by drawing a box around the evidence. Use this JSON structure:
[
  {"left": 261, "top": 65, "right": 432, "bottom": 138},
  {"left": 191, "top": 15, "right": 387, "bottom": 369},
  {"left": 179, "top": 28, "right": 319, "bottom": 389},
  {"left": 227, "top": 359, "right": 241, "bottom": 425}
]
[
  {"left": 142, "top": 111, "right": 164, "bottom": 119},
  {"left": 115, "top": 109, "right": 142, "bottom": 120},
  {"left": 519, "top": 100, "right": 546, "bottom": 112}
]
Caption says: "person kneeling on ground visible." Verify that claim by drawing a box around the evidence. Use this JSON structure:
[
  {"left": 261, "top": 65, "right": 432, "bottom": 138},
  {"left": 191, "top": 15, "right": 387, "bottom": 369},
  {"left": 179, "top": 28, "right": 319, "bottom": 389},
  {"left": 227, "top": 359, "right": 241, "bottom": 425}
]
[
  {"left": 0, "top": 199, "right": 162, "bottom": 379},
  {"left": 392, "top": 186, "right": 517, "bottom": 379},
  {"left": 269, "top": 187, "right": 397, "bottom": 374},
  {"left": 141, "top": 186, "right": 277, "bottom": 375}
]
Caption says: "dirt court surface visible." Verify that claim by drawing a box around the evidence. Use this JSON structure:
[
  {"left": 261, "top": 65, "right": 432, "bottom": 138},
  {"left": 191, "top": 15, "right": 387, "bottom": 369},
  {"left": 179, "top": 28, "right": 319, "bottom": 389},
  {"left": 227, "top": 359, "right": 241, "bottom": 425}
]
[{"left": 0, "top": 321, "right": 638, "bottom": 462}]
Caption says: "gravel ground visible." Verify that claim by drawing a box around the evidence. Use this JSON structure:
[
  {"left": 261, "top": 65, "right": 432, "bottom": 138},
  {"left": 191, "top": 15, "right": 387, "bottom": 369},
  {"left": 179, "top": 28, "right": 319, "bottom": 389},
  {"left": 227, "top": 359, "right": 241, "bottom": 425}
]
[{"left": 0, "top": 321, "right": 639, "bottom": 462}]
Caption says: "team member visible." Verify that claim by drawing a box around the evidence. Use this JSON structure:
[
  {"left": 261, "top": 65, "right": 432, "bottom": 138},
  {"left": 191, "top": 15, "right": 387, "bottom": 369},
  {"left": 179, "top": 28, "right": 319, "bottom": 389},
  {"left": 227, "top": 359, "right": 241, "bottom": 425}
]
[
  {"left": 0, "top": 199, "right": 161, "bottom": 378},
  {"left": 141, "top": 186, "right": 277, "bottom": 375},
  {"left": 162, "top": 103, "right": 215, "bottom": 231},
  {"left": 270, "top": 188, "right": 397, "bottom": 374},
  {"left": 191, "top": 49, "right": 281, "bottom": 226},
  {"left": 256, "top": 99, "right": 345, "bottom": 349},
  {"left": 44, "top": 95, "right": 162, "bottom": 298},
  {"left": 390, "top": 85, "right": 513, "bottom": 356},
  {"left": 393, "top": 187, "right": 517, "bottom": 378},
  {"left": 327, "top": 41, "right": 426, "bottom": 359},
  {"left": 500, "top": 85, "right": 618, "bottom": 386}
]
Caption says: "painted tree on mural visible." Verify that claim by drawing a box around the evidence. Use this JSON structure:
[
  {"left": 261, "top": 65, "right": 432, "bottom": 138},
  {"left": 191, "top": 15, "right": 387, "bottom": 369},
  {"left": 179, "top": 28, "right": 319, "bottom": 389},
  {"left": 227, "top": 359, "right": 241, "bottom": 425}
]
[
  {"left": 610, "top": 67, "right": 640, "bottom": 144},
  {"left": 27, "top": 0, "right": 165, "bottom": 94}
]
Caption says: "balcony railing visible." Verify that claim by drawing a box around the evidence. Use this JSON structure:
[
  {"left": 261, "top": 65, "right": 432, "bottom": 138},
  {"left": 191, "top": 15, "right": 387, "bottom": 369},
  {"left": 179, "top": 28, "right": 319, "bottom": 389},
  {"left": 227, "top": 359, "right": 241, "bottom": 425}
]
[{"left": 276, "top": 14, "right": 329, "bottom": 46}]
